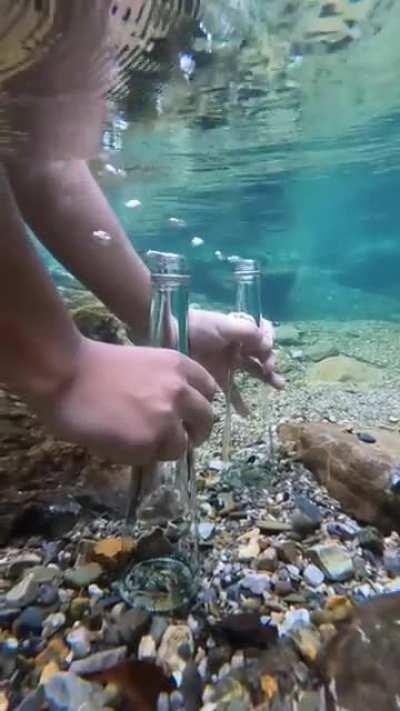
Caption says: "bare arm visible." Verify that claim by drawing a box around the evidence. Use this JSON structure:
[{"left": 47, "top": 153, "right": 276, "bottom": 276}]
[
  {"left": 7, "top": 159, "right": 152, "bottom": 342},
  {"left": 0, "top": 169, "right": 81, "bottom": 402}
]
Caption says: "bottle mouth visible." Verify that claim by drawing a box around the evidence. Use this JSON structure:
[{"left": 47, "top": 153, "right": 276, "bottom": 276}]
[
  {"left": 234, "top": 258, "right": 261, "bottom": 276},
  {"left": 145, "top": 250, "right": 189, "bottom": 279}
]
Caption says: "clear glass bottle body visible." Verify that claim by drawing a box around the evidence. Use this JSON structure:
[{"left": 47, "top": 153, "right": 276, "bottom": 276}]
[
  {"left": 234, "top": 258, "right": 262, "bottom": 325},
  {"left": 222, "top": 259, "right": 262, "bottom": 462},
  {"left": 120, "top": 251, "right": 198, "bottom": 614}
]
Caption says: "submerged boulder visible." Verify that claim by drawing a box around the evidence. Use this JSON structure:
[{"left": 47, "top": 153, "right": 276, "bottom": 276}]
[
  {"left": 321, "top": 593, "right": 400, "bottom": 711},
  {"left": 307, "top": 355, "right": 381, "bottom": 387},
  {"left": 278, "top": 422, "right": 400, "bottom": 533}
]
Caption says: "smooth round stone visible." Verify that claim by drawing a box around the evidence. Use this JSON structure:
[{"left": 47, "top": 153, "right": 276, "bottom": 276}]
[
  {"left": 0, "top": 608, "right": 20, "bottom": 625},
  {"left": 303, "top": 565, "right": 325, "bottom": 588},
  {"left": 37, "top": 584, "right": 59, "bottom": 607},
  {"left": 15, "top": 607, "right": 45, "bottom": 635},
  {"left": 356, "top": 432, "right": 376, "bottom": 444}
]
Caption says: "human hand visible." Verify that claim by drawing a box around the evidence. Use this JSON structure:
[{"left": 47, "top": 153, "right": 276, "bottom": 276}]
[
  {"left": 31, "top": 338, "right": 216, "bottom": 464},
  {"left": 188, "top": 310, "right": 285, "bottom": 416}
]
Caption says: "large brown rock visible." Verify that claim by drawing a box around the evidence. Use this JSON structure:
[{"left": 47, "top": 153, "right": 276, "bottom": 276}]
[
  {"left": 321, "top": 593, "right": 400, "bottom": 711},
  {"left": 278, "top": 422, "right": 400, "bottom": 533}
]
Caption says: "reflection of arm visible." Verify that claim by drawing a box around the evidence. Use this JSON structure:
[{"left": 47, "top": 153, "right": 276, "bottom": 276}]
[
  {"left": 0, "top": 169, "right": 80, "bottom": 402},
  {"left": 7, "top": 159, "right": 152, "bottom": 342}
]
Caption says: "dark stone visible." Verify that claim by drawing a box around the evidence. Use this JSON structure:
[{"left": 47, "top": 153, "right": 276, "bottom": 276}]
[
  {"left": 149, "top": 616, "right": 169, "bottom": 646},
  {"left": 207, "top": 645, "right": 232, "bottom": 675},
  {"left": 14, "top": 607, "right": 45, "bottom": 636},
  {"left": 213, "top": 613, "right": 278, "bottom": 649},
  {"left": 384, "top": 550, "right": 400, "bottom": 577},
  {"left": 294, "top": 496, "right": 323, "bottom": 526},
  {"left": 117, "top": 608, "right": 151, "bottom": 648},
  {"left": 357, "top": 432, "right": 377, "bottom": 444},
  {"left": 277, "top": 541, "right": 301, "bottom": 565},
  {"left": 136, "top": 529, "right": 174, "bottom": 562},
  {"left": 37, "top": 584, "right": 59, "bottom": 607},
  {"left": 274, "top": 580, "right": 294, "bottom": 597},
  {"left": 181, "top": 662, "right": 203, "bottom": 711},
  {"left": 20, "top": 636, "right": 45, "bottom": 657},
  {"left": 321, "top": 592, "right": 400, "bottom": 710},
  {"left": 0, "top": 607, "right": 20, "bottom": 625},
  {"left": 358, "top": 527, "right": 384, "bottom": 557},
  {"left": 327, "top": 522, "right": 359, "bottom": 541},
  {"left": 13, "top": 500, "right": 81, "bottom": 540},
  {"left": 291, "top": 512, "right": 320, "bottom": 538},
  {"left": 14, "top": 686, "right": 46, "bottom": 711}
]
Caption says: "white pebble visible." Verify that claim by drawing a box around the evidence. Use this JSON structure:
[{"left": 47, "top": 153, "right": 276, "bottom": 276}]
[
  {"left": 125, "top": 199, "right": 141, "bottom": 209},
  {"left": 105, "top": 163, "right": 118, "bottom": 175},
  {"left": 66, "top": 625, "right": 92, "bottom": 659},
  {"left": 191, "top": 236, "right": 204, "bottom": 247},
  {"left": 138, "top": 635, "right": 156, "bottom": 660},
  {"left": 88, "top": 584, "right": 103, "bottom": 598},
  {"left": 168, "top": 217, "right": 187, "bottom": 228}
]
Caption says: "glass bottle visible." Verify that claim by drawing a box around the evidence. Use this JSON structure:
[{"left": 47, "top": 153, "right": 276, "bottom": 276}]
[
  {"left": 120, "top": 251, "right": 198, "bottom": 614},
  {"left": 222, "top": 259, "right": 262, "bottom": 462}
]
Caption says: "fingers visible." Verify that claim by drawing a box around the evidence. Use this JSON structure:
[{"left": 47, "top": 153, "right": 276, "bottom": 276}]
[
  {"left": 240, "top": 353, "right": 286, "bottom": 390},
  {"left": 225, "top": 314, "right": 275, "bottom": 359},
  {"left": 157, "top": 422, "right": 189, "bottom": 461},
  {"left": 177, "top": 352, "right": 217, "bottom": 402},
  {"left": 179, "top": 385, "right": 215, "bottom": 446},
  {"left": 230, "top": 381, "right": 250, "bottom": 417}
]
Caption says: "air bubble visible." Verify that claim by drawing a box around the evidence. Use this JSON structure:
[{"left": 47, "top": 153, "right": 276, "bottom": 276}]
[{"left": 92, "top": 229, "right": 112, "bottom": 245}]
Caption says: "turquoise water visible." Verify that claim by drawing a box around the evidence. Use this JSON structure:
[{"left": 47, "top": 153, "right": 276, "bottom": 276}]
[{"left": 34, "top": 0, "right": 400, "bottom": 324}]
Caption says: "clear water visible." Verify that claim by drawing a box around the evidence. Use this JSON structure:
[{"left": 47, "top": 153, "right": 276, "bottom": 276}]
[
  {"left": 74, "top": 0, "right": 398, "bottom": 324},
  {"left": 16, "top": 0, "right": 399, "bottom": 323}
]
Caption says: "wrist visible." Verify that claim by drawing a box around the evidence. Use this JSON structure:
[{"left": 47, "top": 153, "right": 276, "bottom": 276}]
[{"left": 0, "top": 320, "right": 83, "bottom": 406}]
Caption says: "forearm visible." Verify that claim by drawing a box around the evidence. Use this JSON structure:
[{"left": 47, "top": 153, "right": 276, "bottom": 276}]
[
  {"left": 7, "top": 159, "right": 152, "bottom": 342},
  {"left": 0, "top": 170, "right": 81, "bottom": 401}
]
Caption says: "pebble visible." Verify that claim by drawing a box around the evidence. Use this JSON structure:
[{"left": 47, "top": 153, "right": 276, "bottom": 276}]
[
  {"left": 327, "top": 522, "right": 359, "bottom": 541},
  {"left": 256, "top": 518, "right": 291, "bottom": 533},
  {"left": 7, "top": 554, "right": 42, "bottom": 580},
  {"left": 29, "top": 566, "right": 62, "bottom": 585},
  {"left": 138, "top": 634, "right": 157, "bottom": 659},
  {"left": 358, "top": 527, "right": 384, "bottom": 557},
  {"left": 303, "top": 565, "right": 325, "bottom": 588},
  {"left": 70, "top": 646, "right": 127, "bottom": 675},
  {"left": 42, "top": 612, "right": 66, "bottom": 638},
  {"left": 92, "top": 536, "right": 136, "bottom": 571},
  {"left": 238, "top": 537, "right": 260, "bottom": 561},
  {"left": 88, "top": 584, "right": 103, "bottom": 599},
  {"left": 274, "top": 580, "right": 294, "bottom": 597},
  {"left": 14, "top": 606, "right": 45, "bottom": 635},
  {"left": 69, "top": 597, "right": 90, "bottom": 621},
  {"left": 384, "top": 550, "right": 400, "bottom": 576},
  {"left": 66, "top": 625, "right": 92, "bottom": 659},
  {"left": 6, "top": 574, "right": 38, "bottom": 608},
  {"left": 64, "top": 563, "right": 103, "bottom": 589},
  {"left": 44, "top": 672, "right": 109, "bottom": 710},
  {"left": 240, "top": 574, "right": 271, "bottom": 596},
  {"left": 277, "top": 541, "right": 301, "bottom": 565},
  {"left": 214, "top": 613, "right": 278, "bottom": 648},
  {"left": 356, "top": 432, "right": 376, "bottom": 444},
  {"left": 37, "top": 584, "right": 59, "bottom": 607},
  {"left": 0, "top": 608, "right": 20, "bottom": 625},
  {"left": 158, "top": 625, "right": 194, "bottom": 673},
  {"left": 280, "top": 609, "right": 311, "bottom": 636},
  {"left": 386, "top": 577, "right": 400, "bottom": 592},
  {"left": 311, "top": 544, "right": 354, "bottom": 582},
  {"left": 117, "top": 607, "right": 151, "bottom": 646},
  {"left": 257, "top": 548, "right": 278, "bottom": 572},
  {"left": 198, "top": 523, "right": 215, "bottom": 541},
  {"left": 150, "top": 616, "right": 169, "bottom": 645}
]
